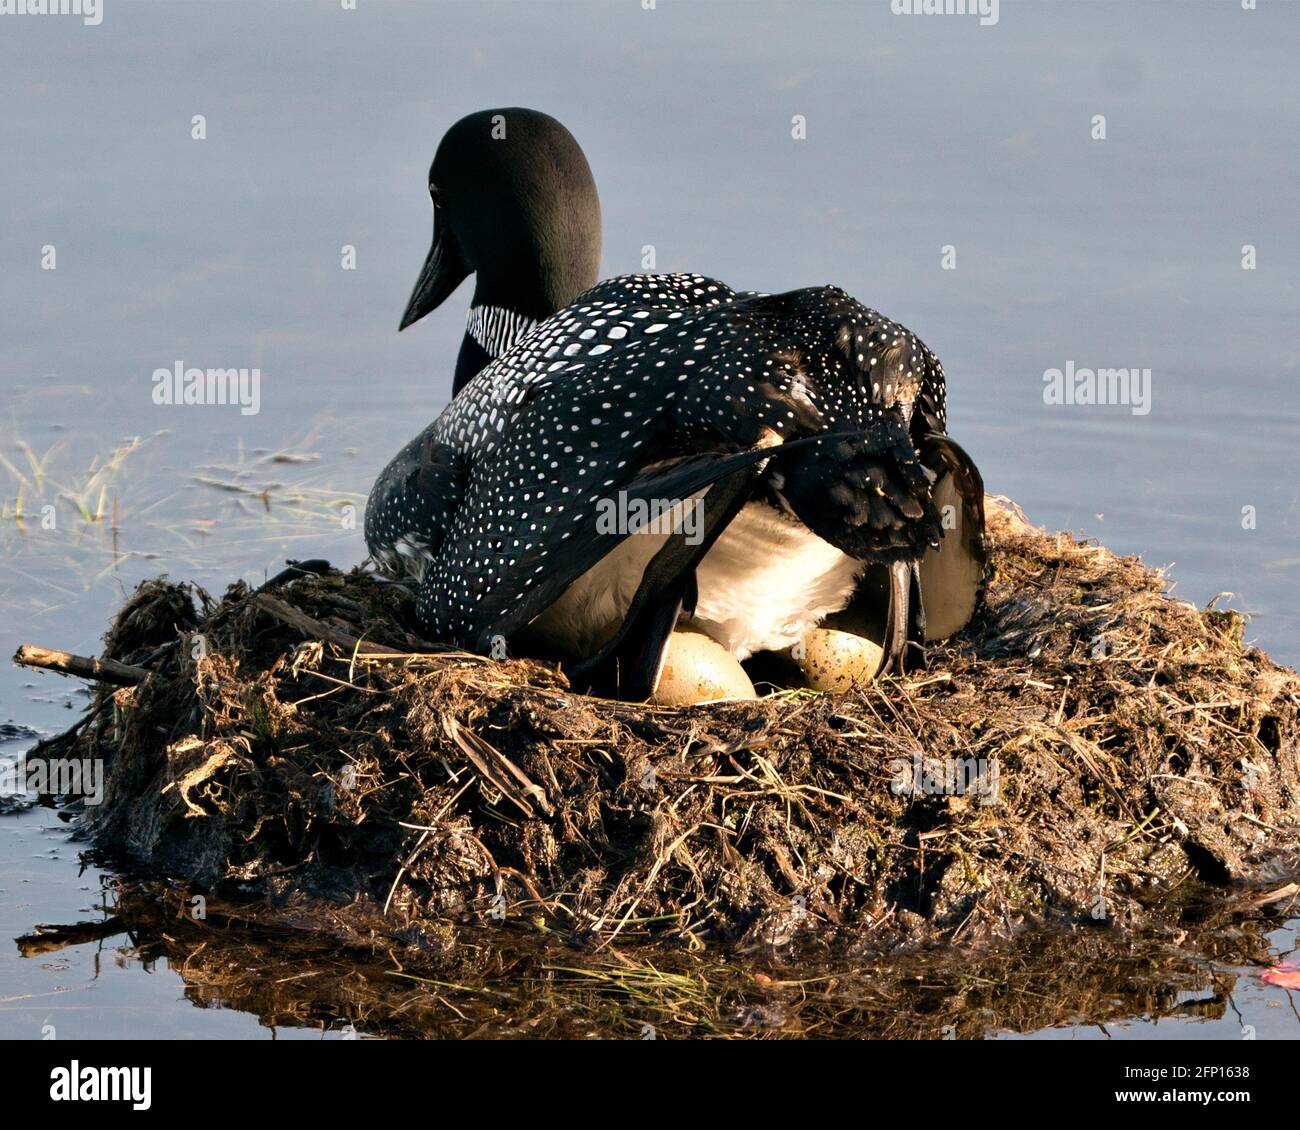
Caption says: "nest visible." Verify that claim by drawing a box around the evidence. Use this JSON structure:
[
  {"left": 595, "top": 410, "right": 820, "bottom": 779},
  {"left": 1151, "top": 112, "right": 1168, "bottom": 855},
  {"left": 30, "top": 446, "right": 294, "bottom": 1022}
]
[{"left": 31, "top": 499, "right": 1300, "bottom": 951}]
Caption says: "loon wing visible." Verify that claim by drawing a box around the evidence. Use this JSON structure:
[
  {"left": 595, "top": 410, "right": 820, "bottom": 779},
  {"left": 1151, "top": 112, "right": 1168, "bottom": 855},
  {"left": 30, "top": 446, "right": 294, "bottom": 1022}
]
[
  {"left": 566, "top": 455, "right": 760, "bottom": 699},
  {"left": 364, "top": 429, "right": 466, "bottom": 577}
]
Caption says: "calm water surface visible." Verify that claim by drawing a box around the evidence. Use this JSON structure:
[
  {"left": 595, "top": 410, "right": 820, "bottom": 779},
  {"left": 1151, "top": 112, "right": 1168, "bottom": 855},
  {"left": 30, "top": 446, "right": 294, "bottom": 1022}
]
[{"left": 1, "top": 0, "right": 1296, "bottom": 1038}]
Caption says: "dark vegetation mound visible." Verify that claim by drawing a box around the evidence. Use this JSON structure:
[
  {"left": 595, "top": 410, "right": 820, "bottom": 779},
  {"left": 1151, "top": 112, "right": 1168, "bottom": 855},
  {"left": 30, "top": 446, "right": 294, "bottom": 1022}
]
[{"left": 24, "top": 500, "right": 1300, "bottom": 951}]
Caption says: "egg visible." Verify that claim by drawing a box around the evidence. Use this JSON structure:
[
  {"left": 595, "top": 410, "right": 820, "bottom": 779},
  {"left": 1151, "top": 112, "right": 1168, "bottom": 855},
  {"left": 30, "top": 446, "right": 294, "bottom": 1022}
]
[
  {"left": 795, "top": 628, "right": 884, "bottom": 692},
  {"left": 649, "top": 629, "right": 757, "bottom": 705}
]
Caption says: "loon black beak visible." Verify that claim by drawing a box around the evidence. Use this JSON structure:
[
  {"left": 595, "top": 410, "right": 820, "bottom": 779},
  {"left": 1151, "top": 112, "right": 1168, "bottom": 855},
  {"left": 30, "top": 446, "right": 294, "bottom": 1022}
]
[{"left": 400, "top": 210, "right": 469, "bottom": 331}]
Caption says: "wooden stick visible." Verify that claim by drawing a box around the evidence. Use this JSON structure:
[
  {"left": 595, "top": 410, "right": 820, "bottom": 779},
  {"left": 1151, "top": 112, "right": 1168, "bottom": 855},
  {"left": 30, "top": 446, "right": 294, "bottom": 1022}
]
[
  {"left": 17, "top": 566, "right": 427, "bottom": 693},
  {"left": 13, "top": 644, "right": 148, "bottom": 686},
  {"left": 444, "top": 715, "right": 553, "bottom": 818},
  {"left": 15, "top": 596, "right": 434, "bottom": 693}
]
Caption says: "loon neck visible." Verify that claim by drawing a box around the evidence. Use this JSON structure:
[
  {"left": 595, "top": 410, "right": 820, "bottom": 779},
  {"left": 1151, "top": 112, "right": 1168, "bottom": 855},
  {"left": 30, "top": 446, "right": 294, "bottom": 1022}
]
[
  {"left": 452, "top": 304, "right": 539, "bottom": 395},
  {"left": 452, "top": 333, "right": 493, "bottom": 396}
]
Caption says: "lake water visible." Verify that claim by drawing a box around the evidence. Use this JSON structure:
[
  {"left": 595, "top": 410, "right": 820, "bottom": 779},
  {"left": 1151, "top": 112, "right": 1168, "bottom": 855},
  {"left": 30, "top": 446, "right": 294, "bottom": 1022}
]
[{"left": 1, "top": 0, "right": 1296, "bottom": 1039}]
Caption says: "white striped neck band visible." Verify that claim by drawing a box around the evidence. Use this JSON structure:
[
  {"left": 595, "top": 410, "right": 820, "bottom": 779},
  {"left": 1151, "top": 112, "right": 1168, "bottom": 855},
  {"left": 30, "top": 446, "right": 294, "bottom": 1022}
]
[{"left": 466, "top": 305, "right": 537, "bottom": 358}]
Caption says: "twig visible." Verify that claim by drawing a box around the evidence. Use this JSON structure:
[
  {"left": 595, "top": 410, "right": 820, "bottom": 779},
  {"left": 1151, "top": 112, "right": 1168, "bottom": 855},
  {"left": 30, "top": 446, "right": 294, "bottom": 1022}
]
[
  {"left": 444, "top": 716, "right": 554, "bottom": 818},
  {"left": 249, "top": 593, "right": 404, "bottom": 656}
]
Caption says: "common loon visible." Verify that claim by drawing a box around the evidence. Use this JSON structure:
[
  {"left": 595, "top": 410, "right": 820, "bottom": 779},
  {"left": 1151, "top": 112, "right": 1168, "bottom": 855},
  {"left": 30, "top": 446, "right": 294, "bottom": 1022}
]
[{"left": 369, "top": 108, "right": 986, "bottom": 699}]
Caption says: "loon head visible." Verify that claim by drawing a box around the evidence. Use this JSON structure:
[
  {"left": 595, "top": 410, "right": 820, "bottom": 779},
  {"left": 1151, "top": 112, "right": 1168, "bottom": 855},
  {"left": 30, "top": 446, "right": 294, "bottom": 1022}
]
[{"left": 400, "top": 108, "right": 602, "bottom": 381}]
